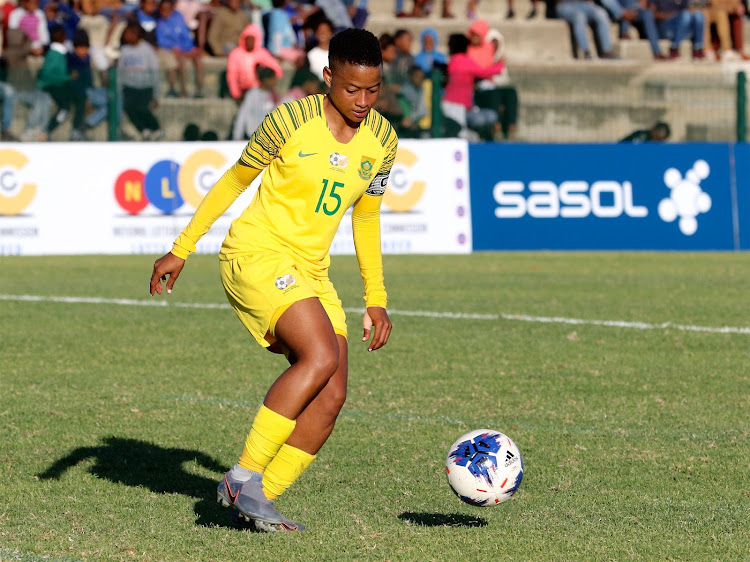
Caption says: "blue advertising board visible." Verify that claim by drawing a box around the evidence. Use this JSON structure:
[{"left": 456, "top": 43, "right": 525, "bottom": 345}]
[
  {"left": 733, "top": 142, "right": 750, "bottom": 250},
  {"left": 469, "top": 143, "right": 738, "bottom": 251}
]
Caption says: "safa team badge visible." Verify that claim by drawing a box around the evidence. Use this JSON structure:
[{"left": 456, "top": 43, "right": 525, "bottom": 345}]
[{"left": 358, "top": 156, "right": 376, "bottom": 180}]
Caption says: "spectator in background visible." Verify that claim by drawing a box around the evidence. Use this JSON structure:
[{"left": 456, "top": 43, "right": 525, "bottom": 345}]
[
  {"left": 475, "top": 28, "right": 518, "bottom": 139},
  {"left": 175, "top": 0, "right": 210, "bottom": 51},
  {"left": 42, "top": 0, "right": 80, "bottom": 44},
  {"left": 409, "top": 0, "right": 454, "bottom": 17},
  {"left": 266, "top": 0, "right": 305, "bottom": 64},
  {"left": 554, "top": 0, "right": 617, "bottom": 58},
  {"left": 650, "top": 0, "right": 705, "bottom": 58},
  {"left": 38, "top": 25, "right": 87, "bottom": 139},
  {"left": 156, "top": 0, "right": 204, "bottom": 97},
  {"left": 0, "top": 80, "right": 19, "bottom": 140},
  {"left": 702, "top": 0, "right": 741, "bottom": 59},
  {"left": 314, "top": 0, "right": 351, "bottom": 32},
  {"left": 3, "top": 26, "right": 52, "bottom": 140},
  {"left": 78, "top": 0, "right": 122, "bottom": 74},
  {"left": 727, "top": 2, "right": 749, "bottom": 59},
  {"left": 182, "top": 121, "right": 200, "bottom": 139},
  {"left": 506, "top": 0, "right": 541, "bottom": 18},
  {"left": 466, "top": 19, "right": 493, "bottom": 66},
  {"left": 396, "top": 64, "right": 428, "bottom": 137},
  {"left": 68, "top": 28, "right": 108, "bottom": 138},
  {"left": 133, "top": 0, "right": 158, "bottom": 44},
  {"left": 616, "top": 0, "right": 663, "bottom": 59},
  {"left": 206, "top": 0, "right": 249, "bottom": 56},
  {"left": 8, "top": 0, "right": 49, "bottom": 55},
  {"left": 620, "top": 121, "right": 670, "bottom": 142},
  {"left": 280, "top": 67, "right": 323, "bottom": 102},
  {"left": 226, "top": 23, "right": 281, "bottom": 101},
  {"left": 392, "top": 28, "right": 414, "bottom": 84},
  {"left": 306, "top": 17, "right": 332, "bottom": 80},
  {"left": 374, "top": 32, "right": 402, "bottom": 122},
  {"left": 232, "top": 63, "right": 278, "bottom": 140},
  {"left": 342, "top": 0, "right": 367, "bottom": 27},
  {"left": 414, "top": 27, "right": 447, "bottom": 74},
  {"left": 442, "top": 32, "right": 504, "bottom": 140},
  {"left": 2, "top": 0, "right": 17, "bottom": 56},
  {"left": 118, "top": 21, "right": 162, "bottom": 139}
]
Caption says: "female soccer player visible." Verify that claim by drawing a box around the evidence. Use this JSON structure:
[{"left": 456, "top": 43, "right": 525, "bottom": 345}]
[{"left": 149, "top": 28, "right": 397, "bottom": 532}]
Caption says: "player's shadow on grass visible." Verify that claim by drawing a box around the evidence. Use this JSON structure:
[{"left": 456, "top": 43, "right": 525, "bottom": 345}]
[
  {"left": 398, "top": 511, "right": 488, "bottom": 527},
  {"left": 37, "top": 436, "right": 238, "bottom": 530}
]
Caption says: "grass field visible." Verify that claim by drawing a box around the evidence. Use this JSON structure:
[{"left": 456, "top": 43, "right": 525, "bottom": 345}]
[{"left": 1, "top": 252, "right": 749, "bottom": 561}]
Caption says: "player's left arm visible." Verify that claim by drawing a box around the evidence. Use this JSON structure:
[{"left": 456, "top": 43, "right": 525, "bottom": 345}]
[{"left": 352, "top": 134, "right": 398, "bottom": 351}]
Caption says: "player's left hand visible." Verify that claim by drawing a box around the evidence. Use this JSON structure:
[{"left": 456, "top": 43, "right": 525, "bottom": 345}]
[
  {"left": 362, "top": 306, "right": 392, "bottom": 352},
  {"left": 150, "top": 251, "right": 185, "bottom": 296}
]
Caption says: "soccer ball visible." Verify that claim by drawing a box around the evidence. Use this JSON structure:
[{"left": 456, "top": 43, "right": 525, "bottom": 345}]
[{"left": 445, "top": 429, "right": 523, "bottom": 506}]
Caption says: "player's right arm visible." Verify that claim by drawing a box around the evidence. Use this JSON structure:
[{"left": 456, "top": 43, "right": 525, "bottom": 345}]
[
  {"left": 149, "top": 160, "right": 261, "bottom": 295},
  {"left": 150, "top": 106, "right": 292, "bottom": 296}
]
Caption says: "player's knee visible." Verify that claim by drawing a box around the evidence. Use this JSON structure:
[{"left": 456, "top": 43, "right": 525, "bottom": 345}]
[
  {"left": 326, "top": 383, "right": 347, "bottom": 415},
  {"left": 303, "top": 347, "right": 339, "bottom": 386}
]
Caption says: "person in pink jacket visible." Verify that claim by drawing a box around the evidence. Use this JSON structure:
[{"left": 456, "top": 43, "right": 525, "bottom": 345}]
[
  {"left": 441, "top": 32, "right": 504, "bottom": 140},
  {"left": 226, "top": 24, "right": 283, "bottom": 101},
  {"left": 466, "top": 19, "right": 494, "bottom": 67}
]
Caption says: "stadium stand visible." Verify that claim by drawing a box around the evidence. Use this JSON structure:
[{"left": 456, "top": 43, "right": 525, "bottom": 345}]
[{"left": 1, "top": 0, "right": 749, "bottom": 142}]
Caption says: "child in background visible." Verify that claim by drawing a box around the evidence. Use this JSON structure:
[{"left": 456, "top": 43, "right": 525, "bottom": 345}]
[
  {"left": 156, "top": 0, "right": 204, "bottom": 97},
  {"left": 7, "top": 0, "right": 49, "bottom": 55},
  {"left": 279, "top": 67, "right": 323, "bottom": 103},
  {"left": 265, "top": 0, "right": 304, "bottom": 64},
  {"left": 118, "top": 21, "right": 163, "bottom": 139},
  {"left": 37, "top": 25, "right": 87, "bottom": 139},
  {"left": 68, "top": 28, "right": 108, "bottom": 138},
  {"left": 414, "top": 27, "right": 447, "bottom": 74},
  {"left": 396, "top": 64, "right": 429, "bottom": 138},
  {"left": 441, "top": 32, "right": 503, "bottom": 140},
  {"left": 232, "top": 64, "right": 278, "bottom": 140},
  {"left": 306, "top": 18, "right": 333, "bottom": 81},
  {"left": 226, "top": 23, "right": 281, "bottom": 101}
]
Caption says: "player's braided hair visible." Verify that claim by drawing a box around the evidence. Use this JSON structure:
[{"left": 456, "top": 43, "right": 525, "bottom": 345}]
[{"left": 328, "top": 28, "right": 382, "bottom": 71}]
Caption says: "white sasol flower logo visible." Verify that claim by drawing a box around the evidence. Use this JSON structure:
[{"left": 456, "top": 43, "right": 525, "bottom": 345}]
[{"left": 657, "top": 160, "right": 712, "bottom": 236}]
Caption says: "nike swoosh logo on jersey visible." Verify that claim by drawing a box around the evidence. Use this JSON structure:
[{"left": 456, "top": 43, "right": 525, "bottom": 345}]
[{"left": 299, "top": 151, "right": 317, "bottom": 158}]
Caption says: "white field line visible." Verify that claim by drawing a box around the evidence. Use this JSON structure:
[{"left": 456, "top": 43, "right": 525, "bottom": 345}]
[{"left": 2, "top": 293, "right": 750, "bottom": 335}]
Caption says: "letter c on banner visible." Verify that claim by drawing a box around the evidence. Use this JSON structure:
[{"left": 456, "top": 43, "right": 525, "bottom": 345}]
[
  {"left": 0, "top": 149, "right": 37, "bottom": 216},
  {"left": 384, "top": 147, "right": 426, "bottom": 213},
  {"left": 178, "top": 149, "right": 227, "bottom": 209}
]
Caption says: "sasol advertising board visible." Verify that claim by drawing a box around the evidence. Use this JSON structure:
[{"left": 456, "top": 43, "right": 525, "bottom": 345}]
[{"left": 469, "top": 143, "right": 737, "bottom": 251}]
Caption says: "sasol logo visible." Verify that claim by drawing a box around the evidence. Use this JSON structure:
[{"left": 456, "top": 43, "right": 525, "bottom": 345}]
[
  {"left": 0, "top": 149, "right": 37, "bottom": 216},
  {"left": 658, "top": 160, "right": 712, "bottom": 236},
  {"left": 493, "top": 180, "right": 647, "bottom": 219},
  {"left": 114, "top": 149, "right": 227, "bottom": 215}
]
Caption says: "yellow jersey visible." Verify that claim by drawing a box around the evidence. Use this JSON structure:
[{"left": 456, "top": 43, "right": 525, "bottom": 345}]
[{"left": 172, "top": 94, "right": 398, "bottom": 308}]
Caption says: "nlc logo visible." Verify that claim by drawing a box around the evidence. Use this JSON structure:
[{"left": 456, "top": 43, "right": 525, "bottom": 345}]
[
  {"left": 114, "top": 149, "right": 227, "bottom": 215},
  {"left": 385, "top": 147, "right": 426, "bottom": 212},
  {"left": 0, "top": 149, "right": 37, "bottom": 216}
]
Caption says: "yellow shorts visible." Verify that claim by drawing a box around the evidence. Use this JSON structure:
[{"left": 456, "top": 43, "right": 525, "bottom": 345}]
[{"left": 219, "top": 252, "right": 347, "bottom": 348}]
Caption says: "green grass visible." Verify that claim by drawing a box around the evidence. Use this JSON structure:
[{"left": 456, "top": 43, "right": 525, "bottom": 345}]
[{"left": 1, "top": 253, "right": 749, "bottom": 561}]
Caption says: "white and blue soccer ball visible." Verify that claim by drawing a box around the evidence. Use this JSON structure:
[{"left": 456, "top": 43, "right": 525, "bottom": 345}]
[{"left": 445, "top": 429, "right": 523, "bottom": 506}]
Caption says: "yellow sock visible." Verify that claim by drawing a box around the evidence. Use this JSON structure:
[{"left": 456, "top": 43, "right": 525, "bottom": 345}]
[
  {"left": 238, "top": 405, "right": 296, "bottom": 473},
  {"left": 262, "top": 444, "right": 316, "bottom": 500}
]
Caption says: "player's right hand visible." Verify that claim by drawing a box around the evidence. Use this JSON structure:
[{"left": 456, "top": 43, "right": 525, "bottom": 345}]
[{"left": 150, "top": 252, "right": 185, "bottom": 296}]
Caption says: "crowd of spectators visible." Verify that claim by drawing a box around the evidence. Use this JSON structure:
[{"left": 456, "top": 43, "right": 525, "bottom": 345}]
[{"left": 0, "top": 0, "right": 748, "bottom": 141}]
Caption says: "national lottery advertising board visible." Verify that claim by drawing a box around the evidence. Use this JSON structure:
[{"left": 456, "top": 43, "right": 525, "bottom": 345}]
[{"left": 0, "top": 139, "right": 471, "bottom": 256}]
